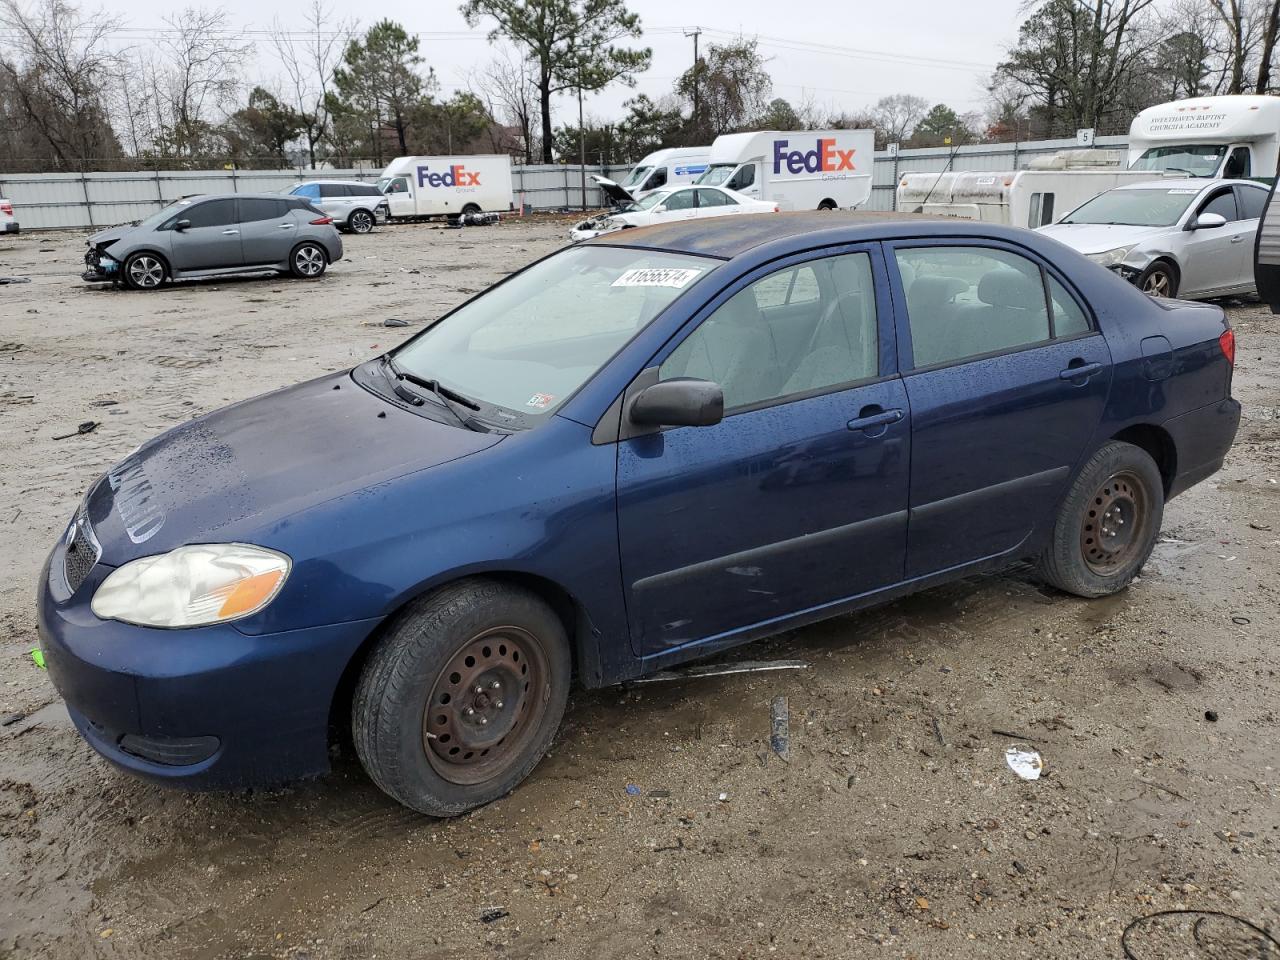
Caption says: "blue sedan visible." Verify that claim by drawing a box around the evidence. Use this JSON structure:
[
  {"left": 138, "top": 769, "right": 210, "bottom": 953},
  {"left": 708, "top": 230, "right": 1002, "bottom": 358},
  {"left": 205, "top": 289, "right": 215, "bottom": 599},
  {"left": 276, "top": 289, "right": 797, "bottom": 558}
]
[{"left": 38, "top": 213, "right": 1240, "bottom": 815}]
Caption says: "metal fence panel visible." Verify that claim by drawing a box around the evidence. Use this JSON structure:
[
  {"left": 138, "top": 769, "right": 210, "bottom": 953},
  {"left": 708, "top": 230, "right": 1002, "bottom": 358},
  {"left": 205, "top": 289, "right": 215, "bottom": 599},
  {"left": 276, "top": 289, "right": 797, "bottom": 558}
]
[{"left": 0, "top": 142, "right": 1129, "bottom": 229}]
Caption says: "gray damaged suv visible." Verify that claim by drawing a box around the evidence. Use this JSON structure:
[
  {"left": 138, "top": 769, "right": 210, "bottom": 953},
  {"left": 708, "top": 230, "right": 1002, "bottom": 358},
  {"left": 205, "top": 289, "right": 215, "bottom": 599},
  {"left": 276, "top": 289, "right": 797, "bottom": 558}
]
[{"left": 82, "top": 194, "right": 344, "bottom": 290}]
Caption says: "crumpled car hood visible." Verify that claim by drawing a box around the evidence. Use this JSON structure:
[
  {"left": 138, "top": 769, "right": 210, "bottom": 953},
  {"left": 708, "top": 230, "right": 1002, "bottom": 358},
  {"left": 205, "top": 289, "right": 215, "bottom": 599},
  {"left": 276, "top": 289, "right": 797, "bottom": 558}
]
[
  {"left": 87, "top": 226, "right": 130, "bottom": 248},
  {"left": 82, "top": 370, "right": 502, "bottom": 565}
]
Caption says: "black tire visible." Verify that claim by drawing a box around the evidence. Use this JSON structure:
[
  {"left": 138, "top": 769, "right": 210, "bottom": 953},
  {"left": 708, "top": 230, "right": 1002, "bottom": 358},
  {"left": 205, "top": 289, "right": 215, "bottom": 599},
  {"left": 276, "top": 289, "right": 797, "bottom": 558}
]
[
  {"left": 1038, "top": 441, "right": 1164, "bottom": 598},
  {"left": 289, "top": 242, "right": 327, "bottom": 279},
  {"left": 122, "top": 251, "right": 168, "bottom": 290},
  {"left": 461, "top": 203, "right": 482, "bottom": 217},
  {"left": 348, "top": 209, "right": 375, "bottom": 234},
  {"left": 817, "top": 199, "right": 837, "bottom": 211},
  {"left": 1137, "top": 260, "right": 1178, "bottom": 299},
  {"left": 352, "top": 579, "right": 571, "bottom": 816}
]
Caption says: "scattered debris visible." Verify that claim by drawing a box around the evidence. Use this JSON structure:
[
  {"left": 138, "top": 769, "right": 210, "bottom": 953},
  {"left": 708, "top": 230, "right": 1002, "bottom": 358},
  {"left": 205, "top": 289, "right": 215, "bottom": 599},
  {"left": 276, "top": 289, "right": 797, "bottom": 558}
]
[
  {"left": 1249, "top": 522, "right": 1273, "bottom": 531},
  {"left": 0, "top": 276, "right": 30, "bottom": 284},
  {"left": 479, "top": 908, "right": 509, "bottom": 924},
  {"left": 52, "top": 421, "right": 98, "bottom": 440},
  {"left": 89, "top": 399, "right": 119, "bottom": 408},
  {"left": 2, "top": 713, "right": 24, "bottom": 726},
  {"left": 1232, "top": 615, "right": 1251, "bottom": 625},
  {"left": 648, "top": 789, "right": 671, "bottom": 798},
  {"left": 383, "top": 318, "right": 409, "bottom": 327},
  {"left": 769, "top": 696, "right": 790, "bottom": 761},
  {"left": 992, "top": 728, "right": 1041, "bottom": 743},
  {"left": 930, "top": 715, "right": 945, "bottom": 746},
  {"left": 629, "top": 659, "right": 810, "bottom": 684},
  {"left": 1121, "top": 910, "right": 1280, "bottom": 960},
  {"left": 717, "top": 792, "right": 730, "bottom": 803},
  {"left": 625, "top": 784, "right": 641, "bottom": 796},
  {"left": 29, "top": 648, "right": 45, "bottom": 670},
  {"left": 1005, "top": 746, "right": 1043, "bottom": 781},
  {"left": 1204, "top": 709, "right": 1219, "bottom": 722}
]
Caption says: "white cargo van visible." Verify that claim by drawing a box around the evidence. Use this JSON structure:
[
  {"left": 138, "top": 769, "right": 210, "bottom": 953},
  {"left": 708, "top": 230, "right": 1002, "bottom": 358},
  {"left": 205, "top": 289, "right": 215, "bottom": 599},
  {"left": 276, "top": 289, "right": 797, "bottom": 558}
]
[
  {"left": 377, "top": 155, "right": 514, "bottom": 220},
  {"left": 898, "top": 152, "right": 1159, "bottom": 228},
  {"left": 695, "top": 130, "right": 875, "bottom": 210},
  {"left": 613, "top": 146, "right": 711, "bottom": 199},
  {"left": 1127, "top": 94, "right": 1280, "bottom": 180}
]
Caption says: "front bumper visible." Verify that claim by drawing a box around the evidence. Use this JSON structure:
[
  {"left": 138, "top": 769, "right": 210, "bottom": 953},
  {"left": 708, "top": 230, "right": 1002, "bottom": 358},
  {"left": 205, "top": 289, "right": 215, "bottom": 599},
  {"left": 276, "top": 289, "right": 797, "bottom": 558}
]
[
  {"left": 82, "top": 247, "right": 119, "bottom": 282},
  {"left": 1, "top": 220, "right": 17, "bottom": 234},
  {"left": 37, "top": 541, "right": 379, "bottom": 789}
]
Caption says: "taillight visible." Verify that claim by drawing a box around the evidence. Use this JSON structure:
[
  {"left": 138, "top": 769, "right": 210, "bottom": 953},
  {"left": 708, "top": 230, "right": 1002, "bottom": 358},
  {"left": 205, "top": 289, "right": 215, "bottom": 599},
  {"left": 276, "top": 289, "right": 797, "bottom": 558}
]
[
  {"left": 0, "top": 201, "right": 11, "bottom": 216},
  {"left": 310, "top": 215, "right": 333, "bottom": 225},
  {"left": 1219, "top": 329, "right": 1236, "bottom": 366},
  {"left": 773, "top": 205, "right": 780, "bottom": 213}
]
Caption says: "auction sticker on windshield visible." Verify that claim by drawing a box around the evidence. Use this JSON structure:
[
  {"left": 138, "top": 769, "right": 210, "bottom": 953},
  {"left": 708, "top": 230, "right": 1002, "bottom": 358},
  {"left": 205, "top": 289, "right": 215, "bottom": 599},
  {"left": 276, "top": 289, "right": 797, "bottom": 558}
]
[{"left": 612, "top": 267, "right": 703, "bottom": 289}]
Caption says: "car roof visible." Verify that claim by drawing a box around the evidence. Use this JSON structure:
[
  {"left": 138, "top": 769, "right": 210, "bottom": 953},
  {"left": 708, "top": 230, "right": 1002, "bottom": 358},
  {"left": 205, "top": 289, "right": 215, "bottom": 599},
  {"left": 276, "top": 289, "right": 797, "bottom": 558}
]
[
  {"left": 1116, "top": 178, "right": 1262, "bottom": 192},
  {"left": 595, "top": 210, "right": 983, "bottom": 259},
  {"left": 292, "top": 179, "right": 373, "bottom": 186}
]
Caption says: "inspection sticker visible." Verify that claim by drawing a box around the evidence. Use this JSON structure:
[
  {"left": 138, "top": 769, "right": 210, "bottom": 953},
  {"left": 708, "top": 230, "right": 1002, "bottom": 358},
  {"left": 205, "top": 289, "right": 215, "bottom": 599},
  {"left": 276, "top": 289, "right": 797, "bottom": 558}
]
[
  {"left": 1168, "top": 188, "right": 1202, "bottom": 194},
  {"left": 612, "top": 267, "right": 703, "bottom": 289},
  {"left": 526, "top": 392, "right": 556, "bottom": 409}
]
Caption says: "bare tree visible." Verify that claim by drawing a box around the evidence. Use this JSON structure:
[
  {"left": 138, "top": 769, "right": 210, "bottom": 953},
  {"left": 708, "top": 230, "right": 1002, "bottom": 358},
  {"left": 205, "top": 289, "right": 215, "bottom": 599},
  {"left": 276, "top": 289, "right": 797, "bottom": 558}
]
[
  {"left": 472, "top": 45, "right": 539, "bottom": 160},
  {"left": 871, "top": 94, "right": 930, "bottom": 144},
  {"left": 0, "top": 0, "right": 121, "bottom": 167},
  {"left": 269, "top": 1, "right": 353, "bottom": 168}
]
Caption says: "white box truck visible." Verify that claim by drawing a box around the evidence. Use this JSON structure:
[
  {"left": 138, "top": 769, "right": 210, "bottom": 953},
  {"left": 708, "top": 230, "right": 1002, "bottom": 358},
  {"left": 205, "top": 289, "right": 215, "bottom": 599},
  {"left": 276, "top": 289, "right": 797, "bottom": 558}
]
[
  {"left": 695, "top": 130, "right": 875, "bottom": 210},
  {"left": 897, "top": 152, "right": 1160, "bottom": 228},
  {"left": 1127, "top": 94, "right": 1280, "bottom": 179},
  {"left": 609, "top": 146, "right": 711, "bottom": 199},
  {"left": 377, "top": 155, "right": 514, "bottom": 220}
]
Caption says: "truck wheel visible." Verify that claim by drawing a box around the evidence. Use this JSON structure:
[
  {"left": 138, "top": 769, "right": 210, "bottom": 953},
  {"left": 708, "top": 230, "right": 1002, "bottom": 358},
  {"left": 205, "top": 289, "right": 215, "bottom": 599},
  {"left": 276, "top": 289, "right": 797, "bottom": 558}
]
[
  {"left": 818, "top": 199, "right": 837, "bottom": 211},
  {"left": 461, "top": 203, "right": 481, "bottom": 217},
  {"left": 1038, "top": 441, "right": 1164, "bottom": 598},
  {"left": 352, "top": 579, "right": 571, "bottom": 816},
  {"left": 1138, "top": 261, "right": 1178, "bottom": 298},
  {"left": 348, "top": 209, "right": 375, "bottom": 234}
]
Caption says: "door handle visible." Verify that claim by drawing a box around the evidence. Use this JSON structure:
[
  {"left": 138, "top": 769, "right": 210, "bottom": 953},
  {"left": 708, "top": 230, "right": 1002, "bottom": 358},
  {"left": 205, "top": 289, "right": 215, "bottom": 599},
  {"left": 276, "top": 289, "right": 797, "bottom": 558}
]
[
  {"left": 221, "top": 229, "right": 239, "bottom": 235},
  {"left": 847, "top": 406, "right": 904, "bottom": 432},
  {"left": 1059, "top": 360, "right": 1104, "bottom": 381},
  {"left": 1231, "top": 234, "right": 1246, "bottom": 243},
  {"left": 278, "top": 223, "right": 295, "bottom": 229}
]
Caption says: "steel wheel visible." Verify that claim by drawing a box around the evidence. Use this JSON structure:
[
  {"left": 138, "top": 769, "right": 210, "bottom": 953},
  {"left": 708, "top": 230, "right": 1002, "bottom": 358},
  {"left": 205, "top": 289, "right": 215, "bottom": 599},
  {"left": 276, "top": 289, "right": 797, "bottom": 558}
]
[
  {"left": 349, "top": 210, "right": 374, "bottom": 234},
  {"left": 293, "top": 244, "right": 325, "bottom": 277},
  {"left": 126, "top": 254, "right": 165, "bottom": 289},
  {"left": 423, "top": 626, "right": 549, "bottom": 786},
  {"left": 1079, "top": 470, "right": 1152, "bottom": 576}
]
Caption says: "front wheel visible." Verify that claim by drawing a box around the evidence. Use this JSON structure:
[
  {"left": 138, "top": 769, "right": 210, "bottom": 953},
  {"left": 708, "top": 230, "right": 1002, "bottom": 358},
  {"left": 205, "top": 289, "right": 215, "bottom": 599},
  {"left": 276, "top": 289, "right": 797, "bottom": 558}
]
[
  {"left": 1138, "top": 261, "right": 1178, "bottom": 299},
  {"left": 817, "top": 199, "right": 837, "bottom": 211},
  {"left": 348, "top": 209, "right": 375, "bottom": 234},
  {"left": 290, "top": 242, "right": 327, "bottom": 279},
  {"left": 352, "top": 580, "right": 571, "bottom": 816},
  {"left": 1038, "top": 441, "right": 1164, "bottom": 597},
  {"left": 122, "top": 252, "right": 168, "bottom": 290}
]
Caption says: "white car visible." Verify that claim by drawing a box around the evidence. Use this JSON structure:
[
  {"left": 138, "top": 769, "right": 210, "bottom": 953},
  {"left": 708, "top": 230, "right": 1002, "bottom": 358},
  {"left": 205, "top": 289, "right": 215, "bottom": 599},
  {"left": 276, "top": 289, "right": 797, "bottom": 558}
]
[
  {"left": 1, "top": 195, "right": 17, "bottom": 234},
  {"left": 570, "top": 184, "right": 779, "bottom": 241},
  {"left": 1037, "top": 178, "right": 1266, "bottom": 299}
]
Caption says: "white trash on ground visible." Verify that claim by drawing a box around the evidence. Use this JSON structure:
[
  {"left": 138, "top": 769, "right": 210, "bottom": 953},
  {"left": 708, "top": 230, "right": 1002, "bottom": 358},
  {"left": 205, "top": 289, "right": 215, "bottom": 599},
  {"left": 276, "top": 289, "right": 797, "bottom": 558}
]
[{"left": 1006, "top": 746, "right": 1044, "bottom": 780}]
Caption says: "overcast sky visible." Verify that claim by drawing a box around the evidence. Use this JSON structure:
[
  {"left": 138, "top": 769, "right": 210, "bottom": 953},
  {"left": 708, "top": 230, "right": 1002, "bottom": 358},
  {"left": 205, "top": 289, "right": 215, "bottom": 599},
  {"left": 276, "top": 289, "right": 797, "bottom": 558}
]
[{"left": 123, "top": 0, "right": 1026, "bottom": 123}]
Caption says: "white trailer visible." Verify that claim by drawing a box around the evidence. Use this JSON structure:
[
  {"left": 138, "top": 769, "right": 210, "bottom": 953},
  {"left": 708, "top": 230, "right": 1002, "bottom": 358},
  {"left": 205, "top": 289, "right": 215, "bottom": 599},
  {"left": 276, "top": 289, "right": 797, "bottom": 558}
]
[
  {"left": 377, "top": 155, "right": 514, "bottom": 220},
  {"left": 1128, "top": 94, "right": 1280, "bottom": 180},
  {"left": 614, "top": 147, "right": 711, "bottom": 199},
  {"left": 695, "top": 130, "right": 875, "bottom": 210},
  {"left": 898, "top": 153, "right": 1159, "bottom": 228}
]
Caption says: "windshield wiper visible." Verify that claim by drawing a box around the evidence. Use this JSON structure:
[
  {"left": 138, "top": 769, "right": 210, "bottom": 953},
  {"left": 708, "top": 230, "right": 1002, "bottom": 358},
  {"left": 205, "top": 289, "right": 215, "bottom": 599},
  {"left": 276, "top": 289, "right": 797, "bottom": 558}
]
[{"left": 382, "top": 355, "right": 490, "bottom": 432}]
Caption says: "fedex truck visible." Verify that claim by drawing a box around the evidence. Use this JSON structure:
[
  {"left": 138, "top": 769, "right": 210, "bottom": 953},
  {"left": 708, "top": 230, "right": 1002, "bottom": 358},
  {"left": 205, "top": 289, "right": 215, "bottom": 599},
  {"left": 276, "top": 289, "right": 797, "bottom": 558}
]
[
  {"left": 377, "top": 155, "right": 514, "bottom": 220},
  {"left": 695, "top": 130, "right": 875, "bottom": 210}
]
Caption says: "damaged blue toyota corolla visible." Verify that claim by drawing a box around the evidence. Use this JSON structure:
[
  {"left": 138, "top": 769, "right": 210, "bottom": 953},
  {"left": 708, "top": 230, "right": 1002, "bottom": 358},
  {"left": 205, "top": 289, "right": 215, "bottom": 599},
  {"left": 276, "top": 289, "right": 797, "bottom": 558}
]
[{"left": 38, "top": 212, "right": 1240, "bottom": 815}]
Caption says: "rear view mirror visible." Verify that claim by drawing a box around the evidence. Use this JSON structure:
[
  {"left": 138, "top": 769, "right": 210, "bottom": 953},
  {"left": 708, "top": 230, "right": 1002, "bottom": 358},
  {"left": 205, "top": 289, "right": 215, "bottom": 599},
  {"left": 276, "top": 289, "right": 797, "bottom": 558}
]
[
  {"left": 629, "top": 379, "right": 724, "bottom": 428},
  {"left": 1190, "top": 212, "right": 1226, "bottom": 230},
  {"left": 174, "top": 219, "right": 191, "bottom": 232}
]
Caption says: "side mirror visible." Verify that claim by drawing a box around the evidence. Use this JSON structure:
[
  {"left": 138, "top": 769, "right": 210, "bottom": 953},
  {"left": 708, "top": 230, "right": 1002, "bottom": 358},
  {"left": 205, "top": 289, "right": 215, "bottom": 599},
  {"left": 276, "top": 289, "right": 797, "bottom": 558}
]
[
  {"left": 174, "top": 219, "right": 191, "bottom": 232},
  {"left": 653, "top": 204, "right": 667, "bottom": 214},
  {"left": 629, "top": 378, "right": 724, "bottom": 428},
  {"left": 1190, "top": 211, "right": 1227, "bottom": 230}
]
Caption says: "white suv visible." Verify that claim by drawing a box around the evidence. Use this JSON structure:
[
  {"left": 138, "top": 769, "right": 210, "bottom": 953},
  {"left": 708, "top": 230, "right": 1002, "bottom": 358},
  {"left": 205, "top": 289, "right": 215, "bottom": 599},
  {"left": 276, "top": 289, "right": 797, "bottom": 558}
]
[
  {"left": 1, "top": 196, "right": 17, "bottom": 234},
  {"left": 285, "top": 181, "right": 388, "bottom": 234}
]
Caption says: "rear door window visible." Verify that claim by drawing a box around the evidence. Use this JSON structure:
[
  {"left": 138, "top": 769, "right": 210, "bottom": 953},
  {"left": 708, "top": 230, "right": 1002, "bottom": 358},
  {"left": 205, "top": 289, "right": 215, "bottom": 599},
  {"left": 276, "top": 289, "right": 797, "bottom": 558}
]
[
  {"left": 350, "top": 184, "right": 383, "bottom": 197},
  {"left": 1237, "top": 183, "right": 1268, "bottom": 220},
  {"left": 696, "top": 188, "right": 734, "bottom": 208},
  {"left": 319, "top": 183, "right": 350, "bottom": 199},
  {"left": 239, "top": 198, "right": 287, "bottom": 222}
]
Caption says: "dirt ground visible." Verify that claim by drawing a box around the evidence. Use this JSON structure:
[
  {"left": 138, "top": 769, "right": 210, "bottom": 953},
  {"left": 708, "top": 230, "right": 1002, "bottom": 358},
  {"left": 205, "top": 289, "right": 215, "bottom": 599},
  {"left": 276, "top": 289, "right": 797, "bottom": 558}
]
[{"left": 1, "top": 217, "right": 1279, "bottom": 960}]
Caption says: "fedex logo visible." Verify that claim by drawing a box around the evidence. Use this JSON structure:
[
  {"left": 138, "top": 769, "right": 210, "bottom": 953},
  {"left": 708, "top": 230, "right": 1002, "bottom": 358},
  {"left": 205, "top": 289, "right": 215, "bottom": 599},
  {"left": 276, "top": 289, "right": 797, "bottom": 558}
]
[
  {"left": 416, "top": 164, "right": 482, "bottom": 188},
  {"left": 772, "top": 138, "right": 856, "bottom": 175}
]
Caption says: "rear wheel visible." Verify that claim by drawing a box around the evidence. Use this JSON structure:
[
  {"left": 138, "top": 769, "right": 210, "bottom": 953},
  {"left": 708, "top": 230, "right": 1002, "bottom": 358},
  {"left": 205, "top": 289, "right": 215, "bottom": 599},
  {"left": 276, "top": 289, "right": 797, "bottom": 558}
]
[
  {"left": 289, "top": 242, "right": 327, "bottom": 279},
  {"left": 461, "top": 203, "right": 482, "bottom": 218},
  {"left": 122, "top": 252, "right": 168, "bottom": 290},
  {"left": 817, "top": 199, "right": 837, "bottom": 211},
  {"left": 1138, "top": 261, "right": 1178, "bottom": 298},
  {"left": 1038, "top": 441, "right": 1164, "bottom": 597},
  {"left": 352, "top": 580, "right": 571, "bottom": 816},
  {"left": 348, "top": 209, "right": 375, "bottom": 234}
]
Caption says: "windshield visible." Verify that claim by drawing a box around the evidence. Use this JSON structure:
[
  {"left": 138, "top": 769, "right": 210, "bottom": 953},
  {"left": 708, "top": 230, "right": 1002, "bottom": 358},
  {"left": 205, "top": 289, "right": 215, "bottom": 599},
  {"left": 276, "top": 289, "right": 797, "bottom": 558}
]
[
  {"left": 133, "top": 199, "right": 194, "bottom": 230},
  {"left": 1060, "top": 187, "right": 1200, "bottom": 227},
  {"left": 635, "top": 191, "right": 672, "bottom": 211},
  {"left": 621, "top": 165, "right": 653, "bottom": 188},
  {"left": 697, "top": 164, "right": 736, "bottom": 186},
  {"left": 391, "top": 246, "right": 716, "bottom": 426},
  {"left": 1130, "top": 144, "right": 1225, "bottom": 177}
]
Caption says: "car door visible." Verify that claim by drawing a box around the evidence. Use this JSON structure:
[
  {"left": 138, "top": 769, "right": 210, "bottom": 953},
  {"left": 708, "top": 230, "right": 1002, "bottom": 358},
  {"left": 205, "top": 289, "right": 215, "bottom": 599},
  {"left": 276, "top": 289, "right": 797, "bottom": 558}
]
[
  {"left": 888, "top": 241, "right": 1112, "bottom": 579},
  {"left": 167, "top": 197, "right": 242, "bottom": 271},
  {"left": 238, "top": 197, "right": 294, "bottom": 266},
  {"left": 1177, "top": 186, "right": 1241, "bottom": 297},
  {"left": 318, "top": 183, "right": 351, "bottom": 220},
  {"left": 1233, "top": 182, "right": 1268, "bottom": 289},
  {"left": 654, "top": 188, "right": 697, "bottom": 224},
  {"left": 383, "top": 176, "right": 413, "bottom": 217},
  {"left": 616, "top": 246, "right": 910, "bottom": 656}
]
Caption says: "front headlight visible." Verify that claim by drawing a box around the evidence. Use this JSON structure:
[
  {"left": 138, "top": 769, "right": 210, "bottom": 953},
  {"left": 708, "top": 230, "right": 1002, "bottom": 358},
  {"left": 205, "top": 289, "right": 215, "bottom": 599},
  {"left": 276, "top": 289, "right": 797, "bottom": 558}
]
[
  {"left": 91, "top": 544, "right": 291, "bottom": 628},
  {"left": 1085, "top": 245, "right": 1137, "bottom": 267}
]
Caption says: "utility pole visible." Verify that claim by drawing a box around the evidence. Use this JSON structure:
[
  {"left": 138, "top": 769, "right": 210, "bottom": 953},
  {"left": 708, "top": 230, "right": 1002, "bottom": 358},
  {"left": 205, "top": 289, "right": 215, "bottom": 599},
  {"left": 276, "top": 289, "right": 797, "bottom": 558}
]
[
  {"left": 684, "top": 27, "right": 702, "bottom": 131},
  {"left": 577, "top": 57, "right": 587, "bottom": 211}
]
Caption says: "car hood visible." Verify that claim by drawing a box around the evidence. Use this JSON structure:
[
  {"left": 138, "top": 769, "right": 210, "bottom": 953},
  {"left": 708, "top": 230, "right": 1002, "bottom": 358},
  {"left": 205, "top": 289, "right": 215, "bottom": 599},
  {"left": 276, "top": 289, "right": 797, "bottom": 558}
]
[
  {"left": 87, "top": 226, "right": 131, "bottom": 248},
  {"left": 590, "top": 175, "right": 636, "bottom": 206},
  {"left": 1037, "top": 222, "right": 1169, "bottom": 253},
  {"left": 82, "top": 370, "right": 502, "bottom": 565}
]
